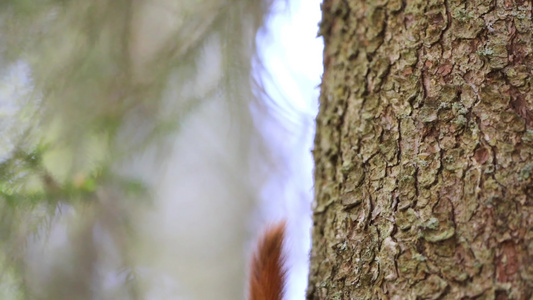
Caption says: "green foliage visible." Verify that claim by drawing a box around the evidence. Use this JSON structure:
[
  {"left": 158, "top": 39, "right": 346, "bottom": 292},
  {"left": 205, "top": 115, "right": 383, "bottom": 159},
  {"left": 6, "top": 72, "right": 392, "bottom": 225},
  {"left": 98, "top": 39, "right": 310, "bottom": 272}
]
[{"left": 0, "top": 0, "right": 270, "bottom": 297}]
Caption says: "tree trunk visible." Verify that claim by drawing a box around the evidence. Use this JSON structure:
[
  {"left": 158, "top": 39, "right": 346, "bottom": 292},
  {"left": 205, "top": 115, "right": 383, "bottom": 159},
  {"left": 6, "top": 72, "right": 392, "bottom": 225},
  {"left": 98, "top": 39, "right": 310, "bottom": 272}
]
[{"left": 308, "top": 0, "right": 533, "bottom": 299}]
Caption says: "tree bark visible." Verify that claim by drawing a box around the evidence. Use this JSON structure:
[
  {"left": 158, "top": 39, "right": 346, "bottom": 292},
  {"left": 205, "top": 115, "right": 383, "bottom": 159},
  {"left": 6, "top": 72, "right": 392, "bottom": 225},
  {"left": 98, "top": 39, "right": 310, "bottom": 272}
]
[{"left": 308, "top": 0, "right": 533, "bottom": 299}]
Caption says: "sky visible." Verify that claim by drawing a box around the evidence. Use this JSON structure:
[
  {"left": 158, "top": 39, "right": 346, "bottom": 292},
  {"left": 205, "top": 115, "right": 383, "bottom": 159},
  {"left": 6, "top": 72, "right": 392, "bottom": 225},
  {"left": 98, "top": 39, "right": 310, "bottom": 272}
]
[{"left": 258, "top": 0, "right": 323, "bottom": 298}]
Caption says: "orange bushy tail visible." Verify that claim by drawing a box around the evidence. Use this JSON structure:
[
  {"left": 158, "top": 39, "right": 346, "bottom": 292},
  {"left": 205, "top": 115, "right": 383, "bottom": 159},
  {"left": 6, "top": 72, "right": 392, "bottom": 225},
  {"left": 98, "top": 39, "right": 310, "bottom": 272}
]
[{"left": 248, "top": 221, "right": 286, "bottom": 300}]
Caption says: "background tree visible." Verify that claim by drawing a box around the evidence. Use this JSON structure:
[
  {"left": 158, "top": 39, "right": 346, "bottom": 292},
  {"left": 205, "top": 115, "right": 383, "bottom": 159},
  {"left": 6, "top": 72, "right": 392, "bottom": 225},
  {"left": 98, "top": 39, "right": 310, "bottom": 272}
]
[{"left": 308, "top": 0, "right": 533, "bottom": 299}]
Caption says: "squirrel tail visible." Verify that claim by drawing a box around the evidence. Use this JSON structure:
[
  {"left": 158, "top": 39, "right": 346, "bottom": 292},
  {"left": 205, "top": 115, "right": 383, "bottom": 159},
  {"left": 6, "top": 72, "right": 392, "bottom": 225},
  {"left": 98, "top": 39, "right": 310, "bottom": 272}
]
[{"left": 248, "top": 221, "right": 286, "bottom": 300}]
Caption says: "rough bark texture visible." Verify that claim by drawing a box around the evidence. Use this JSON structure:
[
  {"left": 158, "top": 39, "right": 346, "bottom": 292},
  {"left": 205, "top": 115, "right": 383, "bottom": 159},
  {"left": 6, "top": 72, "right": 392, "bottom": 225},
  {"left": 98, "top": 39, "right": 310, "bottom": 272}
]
[{"left": 308, "top": 0, "right": 533, "bottom": 299}]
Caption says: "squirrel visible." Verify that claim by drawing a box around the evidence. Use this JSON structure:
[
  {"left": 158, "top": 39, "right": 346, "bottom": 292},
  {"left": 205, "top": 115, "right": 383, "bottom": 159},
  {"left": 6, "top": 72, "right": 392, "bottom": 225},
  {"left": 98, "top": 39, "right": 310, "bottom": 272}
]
[{"left": 248, "top": 221, "right": 287, "bottom": 300}]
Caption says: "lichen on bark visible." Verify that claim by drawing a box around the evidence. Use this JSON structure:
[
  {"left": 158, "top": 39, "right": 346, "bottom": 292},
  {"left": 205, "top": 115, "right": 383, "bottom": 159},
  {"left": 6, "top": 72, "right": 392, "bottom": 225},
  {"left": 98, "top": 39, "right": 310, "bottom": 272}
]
[{"left": 309, "top": 0, "right": 533, "bottom": 299}]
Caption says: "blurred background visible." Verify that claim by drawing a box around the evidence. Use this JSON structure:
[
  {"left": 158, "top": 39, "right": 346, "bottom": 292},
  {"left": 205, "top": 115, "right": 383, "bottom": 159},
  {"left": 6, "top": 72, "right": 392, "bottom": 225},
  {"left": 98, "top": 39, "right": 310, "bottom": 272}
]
[{"left": 0, "top": 0, "right": 322, "bottom": 299}]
